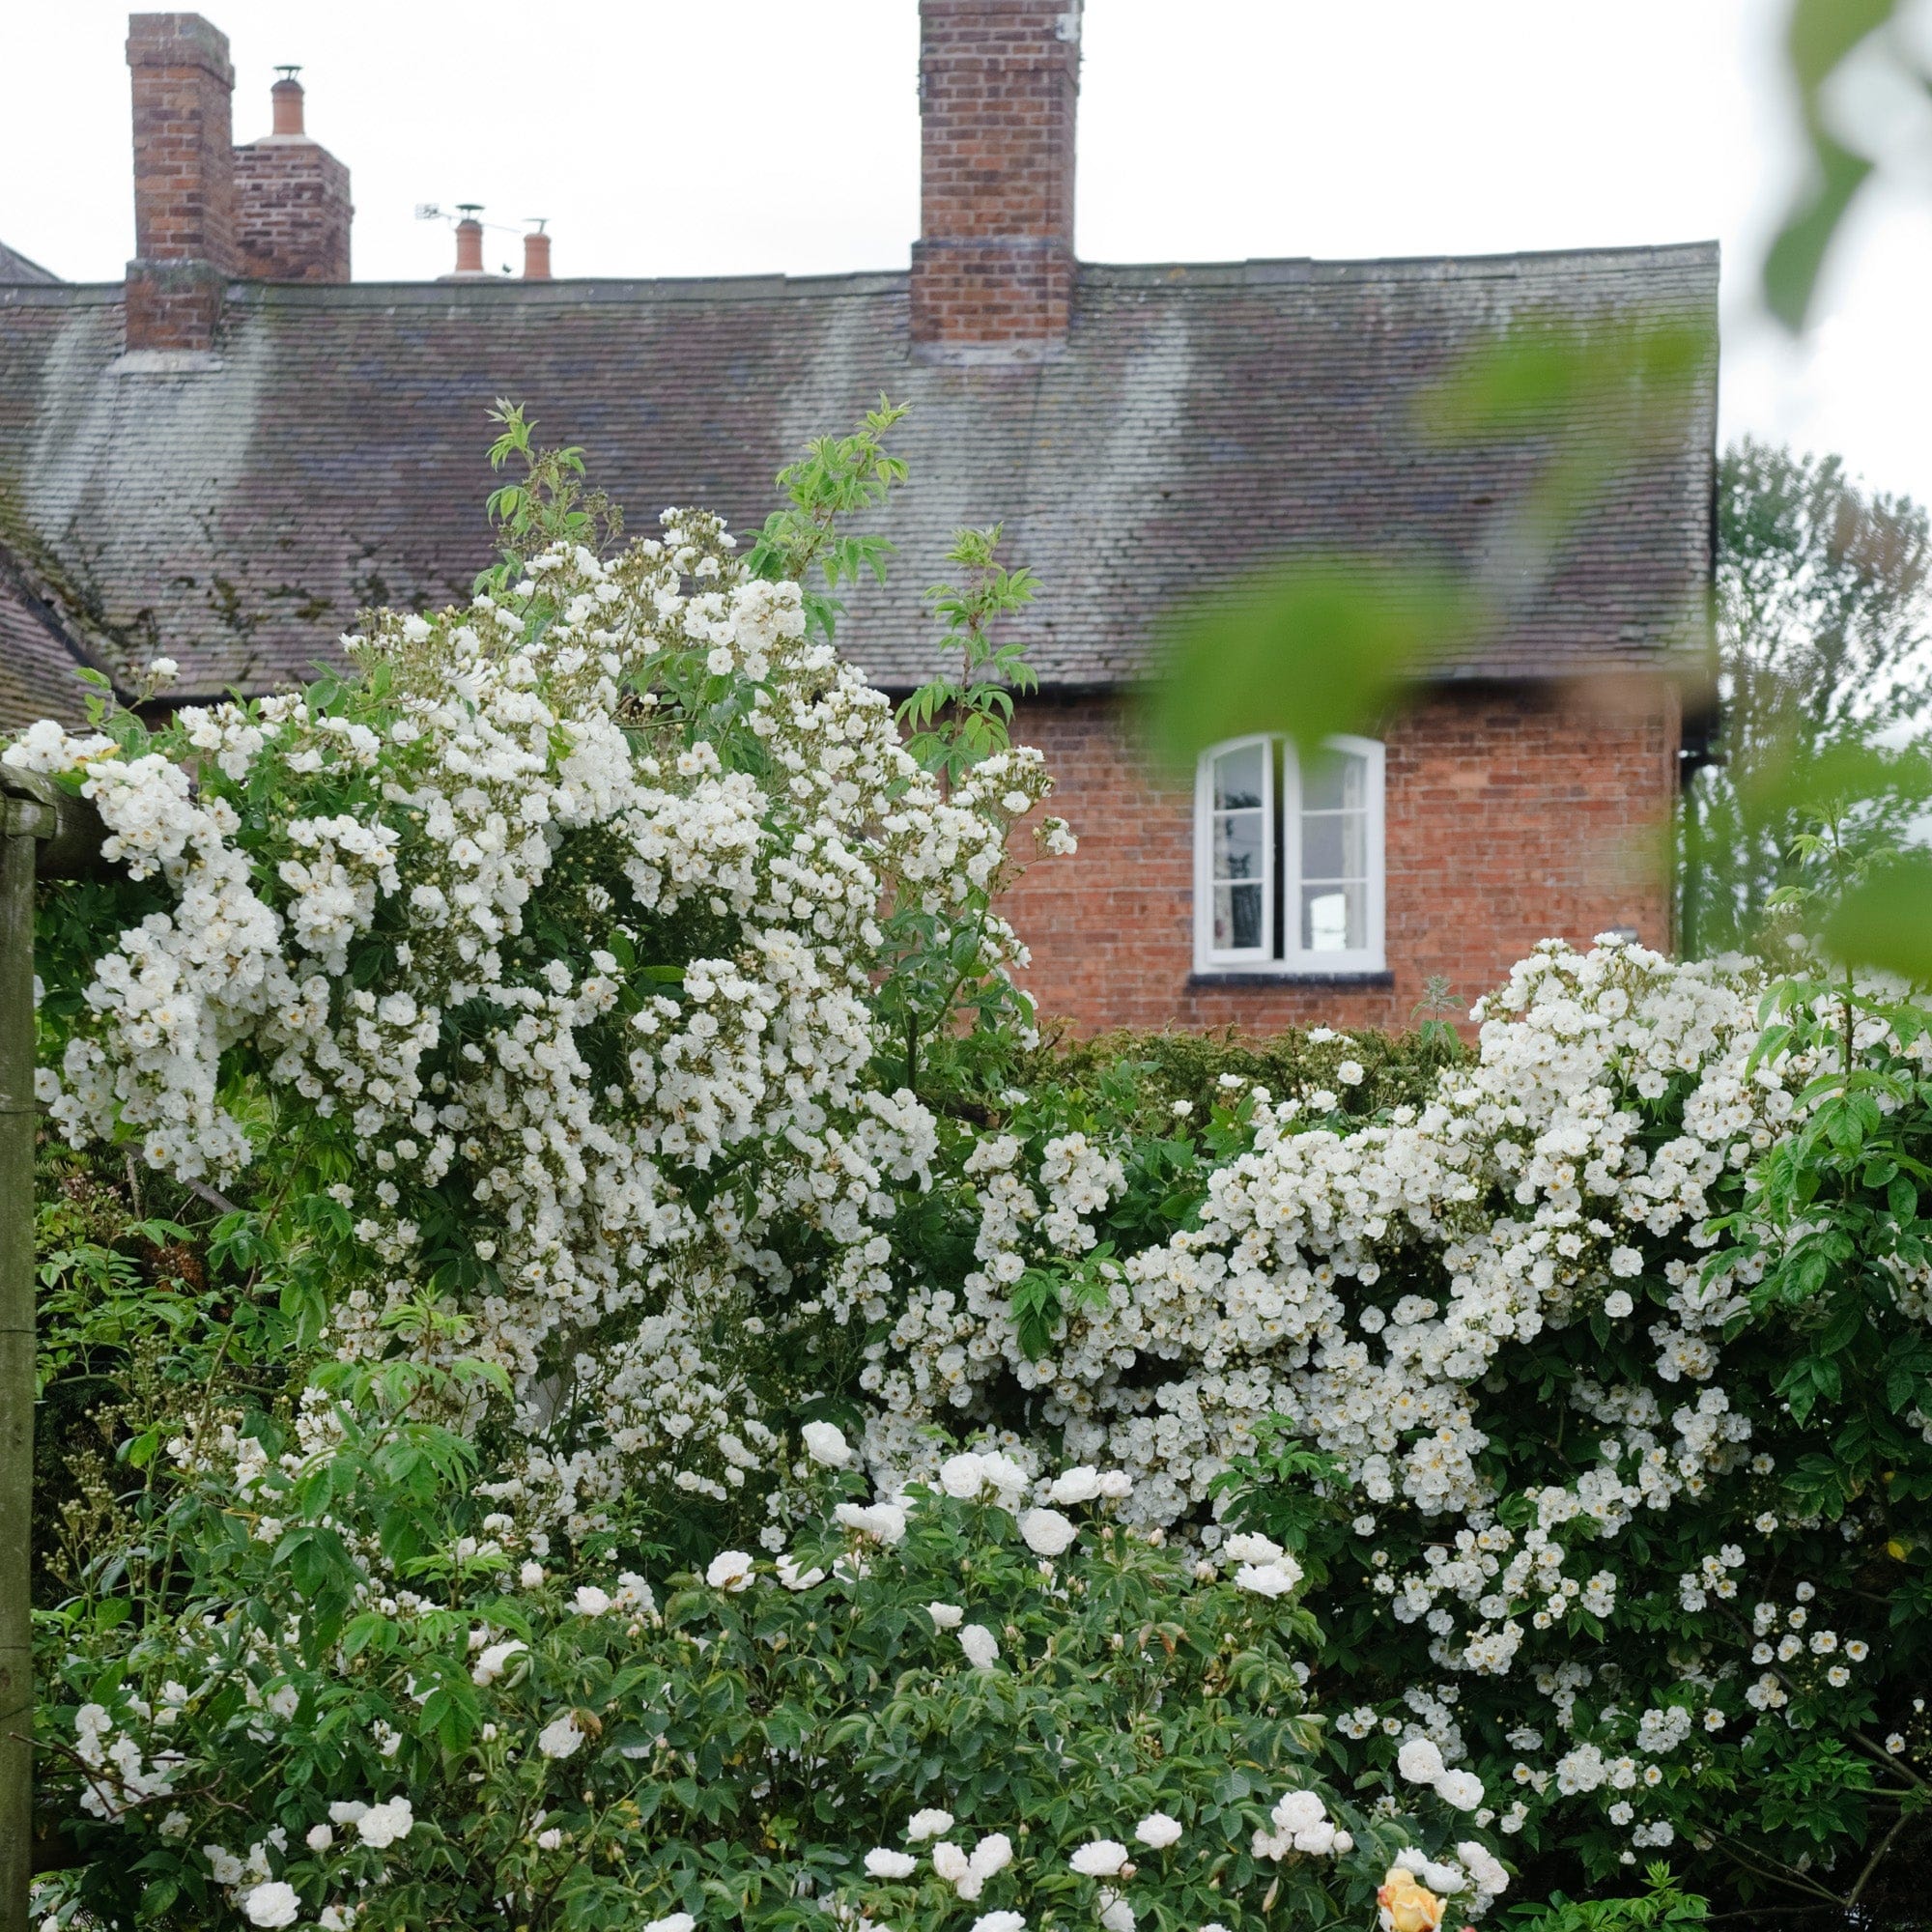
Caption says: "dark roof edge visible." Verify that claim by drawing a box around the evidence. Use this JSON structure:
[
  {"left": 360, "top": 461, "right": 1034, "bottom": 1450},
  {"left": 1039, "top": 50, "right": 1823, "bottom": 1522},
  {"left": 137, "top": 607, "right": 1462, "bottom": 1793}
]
[
  {"left": 1, "top": 237, "right": 1720, "bottom": 312},
  {"left": 862, "top": 657, "right": 1709, "bottom": 701},
  {"left": 0, "top": 537, "right": 126, "bottom": 698}
]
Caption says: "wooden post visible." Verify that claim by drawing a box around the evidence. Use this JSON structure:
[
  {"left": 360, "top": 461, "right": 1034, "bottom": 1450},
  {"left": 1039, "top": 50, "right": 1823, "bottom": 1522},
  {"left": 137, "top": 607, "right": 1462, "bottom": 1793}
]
[{"left": 0, "top": 768, "right": 105, "bottom": 1932}]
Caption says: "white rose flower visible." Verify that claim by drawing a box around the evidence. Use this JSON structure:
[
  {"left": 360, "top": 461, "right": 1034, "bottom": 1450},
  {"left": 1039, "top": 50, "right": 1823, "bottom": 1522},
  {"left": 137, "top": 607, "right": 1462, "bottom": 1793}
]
[
  {"left": 1222, "top": 1532, "right": 1285, "bottom": 1565},
  {"left": 705, "top": 1549, "right": 755, "bottom": 1591},
  {"left": 927, "top": 1601, "right": 966, "bottom": 1629},
  {"left": 776, "top": 1551, "right": 826, "bottom": 1591},
  {"left": 971, "top": 1833, "right": 1014, "bottom": 1876},
  {"left": 519, "top": 1560, "right": 544, "bottom": 1589},
  {"left": 1460, "top": 1841, "right": 1510, "bottom": 1894},
  {"left": 938, "top": 1452, "right": 988, "bottom": 1498},
  {"left": 801, "top": 1420, "right": 852, "bottom": 1467},
  {"left": 907, "top": 1807, "right": 954, "bottom": 1841},
  {"left": 1100, "top": 1897, "right": 1136, "bottom": 1932},
  {"left": 1397, "top": 1737, "right": 1446, "bottom": 1784},
  {"left": 356, "top": 1797, "right": 413, "bottom": 1848},
  {"left": 306, "top": 1823, "right": 333, "bottom": 1852},
  {"left": 538, "top": 1715, "right": 585, "bottom": 1760},
  {"left": 1134, "top": 1812, "right": 1182, "bottom": 1848},
  {"left": 572, "top": 1584, "right": 611, "bottom": 1616},
  {"left": 969, "top": 1914, "right": 1027, "bottom": 1932},
  {"left": 932, "top": 1842, "right": 972, "bottom": 1884},
  {"left": 835, "top": 1501, "right": 908, "bottom": 1545},
  {"left": 979, "top": 1450, "right": 1030, "bottom": 1498},
  {"left": 1095, "top": 1470, "right": 1133, "bottom": 1499},
  {"left": 1019, "top": 1507, "right": 1078, "bottom": 1557},
  {"left": 1049, "top": 1465, "right": 1101, "bottom": 1504},
  {"left": 642, "top": 1916, "right": 696, "bottom": 1932},
  {"left": 1272, "top": 1789, "right": 1325, "bottom": 1833},
  {"left": 243, "top": 1882, "right": 300, "bottom": 1928},
  {"left": 957, "top": 1623, "right": 1001, "bottom": 1669},
  {"left": 1604, "top": 1290, "right": 1634, "bottom": 1319},
  {"left": 1435, "top": 1770, "right": 1485, "bottom": 1810},
  {"left": 1069, "top": 1839, "right": 1130, "bottom": 1877},
  {"left": 1234, "top": 1560, "right": 1301, "bottom": 1598},
  {"left": 865, "top": 1848, "right": 918, "bottom": 1878},
  {"left": 472, "top": 1637, "right": 529, "bottom": 1687}
]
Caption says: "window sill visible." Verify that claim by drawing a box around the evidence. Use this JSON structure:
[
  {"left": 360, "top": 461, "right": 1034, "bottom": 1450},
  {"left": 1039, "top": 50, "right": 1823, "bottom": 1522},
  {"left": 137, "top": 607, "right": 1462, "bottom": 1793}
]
[{"left": 1188, "top": 970, "right": 1395, "bottom": 990}]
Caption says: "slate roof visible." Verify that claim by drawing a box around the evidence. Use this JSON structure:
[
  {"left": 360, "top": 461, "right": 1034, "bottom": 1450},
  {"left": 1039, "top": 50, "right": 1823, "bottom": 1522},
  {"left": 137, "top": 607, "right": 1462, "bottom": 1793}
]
[
  {"left": 0, "top": 242, "right": 1717, "bottom": 718},
  {"left": 0, "top": 241, "right": 59, "bottom": 285}
]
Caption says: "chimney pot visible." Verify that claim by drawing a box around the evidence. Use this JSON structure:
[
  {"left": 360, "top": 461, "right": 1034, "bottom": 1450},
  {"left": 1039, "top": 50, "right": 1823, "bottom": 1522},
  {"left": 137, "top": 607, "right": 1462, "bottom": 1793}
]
[
  {"left": 270, "top": 69, "right": 304, "bottom": 136},
  {"left": 523, "top": 225, "right": 552, "bottom": 281},
  {"left": 452, "top": 209, "right": 485, "bottom": 277}
]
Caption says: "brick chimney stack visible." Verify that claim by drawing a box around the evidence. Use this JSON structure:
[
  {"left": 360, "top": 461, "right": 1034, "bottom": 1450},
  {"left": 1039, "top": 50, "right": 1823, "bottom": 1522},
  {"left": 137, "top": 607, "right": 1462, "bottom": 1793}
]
[
  {"left": 911, "top": 0, "right": 1082, "bottom": 362},
  {"left": 523, "top": 224, "right": 552, "bottom": 281},
  {"left": 126, "top": 13, "right": 239, "bottom": 353},
  {"left": 233, "top": 66, "right": 354, "bottom": 282}
]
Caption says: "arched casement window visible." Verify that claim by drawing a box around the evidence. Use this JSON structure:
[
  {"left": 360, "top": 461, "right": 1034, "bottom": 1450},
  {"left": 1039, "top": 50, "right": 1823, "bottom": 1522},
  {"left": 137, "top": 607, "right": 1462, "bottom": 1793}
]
[{"left": 1193, "top": 734, "right": 1385, "bottom": 975}]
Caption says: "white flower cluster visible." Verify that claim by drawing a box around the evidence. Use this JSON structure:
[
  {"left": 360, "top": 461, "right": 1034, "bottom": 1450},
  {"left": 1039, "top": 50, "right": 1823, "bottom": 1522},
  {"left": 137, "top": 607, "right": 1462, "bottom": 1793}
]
[
  {"left": 1387, "top": 1841, "right": 1511, "bottom": 1918},
  {"left": 853, "top": 939, "right": 1926, "bottom": 1863},
  {"left": 198, "top": 1794, "right": 406, "bottom": 1929},
  {"left": 868, "top": 941, "right": 1788, "bottom": 1542},
  {"left": 1251, "top": 1786, "right": 1352, "bottom": 1861},
  {"left": 71, "top": 1700, "right": 181, "bottom": 1820},
  {"left": 18, "top": 516, "right": 1065, "bottom": 1528}
]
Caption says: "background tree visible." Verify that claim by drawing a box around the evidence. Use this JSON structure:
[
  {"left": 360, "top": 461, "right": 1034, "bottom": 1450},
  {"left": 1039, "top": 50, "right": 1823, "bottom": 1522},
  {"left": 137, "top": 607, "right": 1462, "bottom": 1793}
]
[{"left": 1677, "top": 437, "right": 1932, "bottom": 957}]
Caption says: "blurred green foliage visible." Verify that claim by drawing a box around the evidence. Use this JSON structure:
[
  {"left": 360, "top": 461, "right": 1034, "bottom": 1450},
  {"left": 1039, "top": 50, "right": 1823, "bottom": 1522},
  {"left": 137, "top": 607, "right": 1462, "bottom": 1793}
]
[{"left": 1680, "top": 440, "right": 1932, "bottom": 957}]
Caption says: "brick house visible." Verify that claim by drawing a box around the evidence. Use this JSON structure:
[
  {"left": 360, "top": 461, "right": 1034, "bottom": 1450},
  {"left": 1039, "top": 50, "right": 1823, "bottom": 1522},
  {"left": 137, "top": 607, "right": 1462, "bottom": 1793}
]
[{"left": 0, "top": 4, "right": 1717, "bottom": 1035}]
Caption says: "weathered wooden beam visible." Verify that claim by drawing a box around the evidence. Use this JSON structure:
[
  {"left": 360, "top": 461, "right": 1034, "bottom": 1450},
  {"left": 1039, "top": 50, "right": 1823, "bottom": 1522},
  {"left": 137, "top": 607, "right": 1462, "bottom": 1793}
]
[{"left": 0, "top": 767, "right": 107, "bottom": 1932}]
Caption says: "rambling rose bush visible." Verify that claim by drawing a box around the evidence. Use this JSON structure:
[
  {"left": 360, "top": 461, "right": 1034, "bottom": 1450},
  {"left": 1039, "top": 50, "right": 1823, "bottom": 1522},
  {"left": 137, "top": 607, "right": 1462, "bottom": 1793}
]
[
  {"left": 870, "top": 942, "right": 1932, "bottom": 1919},
  {"left": 20, "top": 405, "right": 1932, "bottom": 1926}
]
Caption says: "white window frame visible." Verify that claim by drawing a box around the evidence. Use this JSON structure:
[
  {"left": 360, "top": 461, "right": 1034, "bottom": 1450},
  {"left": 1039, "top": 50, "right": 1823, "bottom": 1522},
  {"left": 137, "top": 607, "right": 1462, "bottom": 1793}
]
[
  {"left": 1194, "top": 733, "right": 1275, "bottom": 970},
  {"left": 1192, "top": 732, "right": 1386, "bottom": 977}
]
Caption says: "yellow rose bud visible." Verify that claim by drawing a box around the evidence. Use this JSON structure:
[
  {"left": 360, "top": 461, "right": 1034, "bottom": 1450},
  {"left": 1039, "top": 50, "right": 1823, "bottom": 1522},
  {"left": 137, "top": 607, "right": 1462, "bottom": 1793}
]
[{"left": 1889, "top": 1539, "right": 1909, "bottom": 1560}]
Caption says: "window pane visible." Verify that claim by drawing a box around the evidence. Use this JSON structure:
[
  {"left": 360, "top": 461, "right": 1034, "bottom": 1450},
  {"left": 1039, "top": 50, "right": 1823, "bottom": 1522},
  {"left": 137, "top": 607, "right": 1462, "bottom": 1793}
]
[
  {"left": 1212, "top": 742, "right": 1265, "bottom": 812},
  {"left": 1213, "top": 809, "right": 1264, "bottom": 882},
  {"left": 1301, "top": 749, "right": 1365, "bottom": 812},
  {"left": 1300, "top": 809, "right": 1366, "bottom": 882},
  {"left": 1216, "top": 882, "right": 1264, "bottom": 952},
  {"left": 1302, "top": 882, "right": 1365, "bottom": 952}
]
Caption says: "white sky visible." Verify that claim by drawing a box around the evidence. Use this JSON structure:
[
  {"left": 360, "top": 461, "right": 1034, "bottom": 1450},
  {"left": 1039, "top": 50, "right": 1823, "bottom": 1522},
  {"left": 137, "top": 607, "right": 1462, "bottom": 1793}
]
[{"left": 7, "top": 0, "right": 1931, "bottom": 509}]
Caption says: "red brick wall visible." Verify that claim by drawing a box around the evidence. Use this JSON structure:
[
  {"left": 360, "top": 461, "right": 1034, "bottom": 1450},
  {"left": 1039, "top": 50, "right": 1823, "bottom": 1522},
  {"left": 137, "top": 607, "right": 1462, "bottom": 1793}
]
[
  {"left": 127, "top": 13, "right": 237, "bottom": 351},
  {"left": 1003, "top": 682, "right": 1681, "bottom": 1035},
  {"left": 911, "top": 0, "right": 1079, "bottom": 354},
  {"left": 234, "top": 142, "right": 353, "bottom": 282}
]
